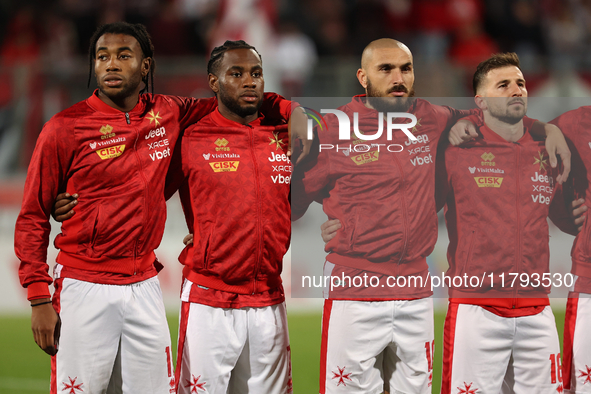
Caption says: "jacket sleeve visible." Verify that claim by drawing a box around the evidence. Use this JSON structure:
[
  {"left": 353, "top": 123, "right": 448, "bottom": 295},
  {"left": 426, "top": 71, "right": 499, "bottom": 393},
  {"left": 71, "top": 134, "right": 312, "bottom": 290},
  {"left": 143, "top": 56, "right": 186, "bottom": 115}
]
[
  {"left": 259, "top": 93, "right": 295, "bottom": 121},
  {"left": 290, "top": 128, "right": 329, "bottom": 221},
  {"left": 440, "top": 106, "right": 482, "bottom": 130},
  {"left": 548, "top": 110, "right": 587, "bottom": 235},
  {"left": 435, "top": 138, "right": 452, "bottom": 212},
  {"left": 549, "top": 181, "right": 579, "bottom": 236},
  {"left": 164, "top": 131, "right": 185, "bottom": 201},
  {"left": 177, "top": 96, "right": 218, "bottom": 131},
  {"left": 14, "top": 119, "right": 73, "bottom": 300}
]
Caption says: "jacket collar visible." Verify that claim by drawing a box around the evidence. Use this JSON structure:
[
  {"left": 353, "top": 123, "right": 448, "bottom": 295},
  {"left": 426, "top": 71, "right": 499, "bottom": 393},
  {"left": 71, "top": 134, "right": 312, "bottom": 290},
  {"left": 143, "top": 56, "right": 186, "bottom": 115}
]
[
  {"left": 479, "top": 120, "right": 534, "bottom": 143},
  {"left": 86, "top": 89, "right": 147, "bottom": 116},
  {"left": 210, "top": 107, "right": 264, "bottom": 127}
]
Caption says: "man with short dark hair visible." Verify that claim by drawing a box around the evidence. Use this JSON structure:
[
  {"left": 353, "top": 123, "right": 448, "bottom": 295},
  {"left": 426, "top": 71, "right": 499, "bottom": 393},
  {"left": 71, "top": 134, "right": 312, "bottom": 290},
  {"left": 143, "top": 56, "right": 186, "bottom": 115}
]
[
  {"left": 15, "top": 23, "right": 292, "bottom": 393},
  {"left": 440, "top": 52, "right": 563, "bottom": 394},
  {"left": 169, "top": 40, "right": 293, "bottom": 394}
]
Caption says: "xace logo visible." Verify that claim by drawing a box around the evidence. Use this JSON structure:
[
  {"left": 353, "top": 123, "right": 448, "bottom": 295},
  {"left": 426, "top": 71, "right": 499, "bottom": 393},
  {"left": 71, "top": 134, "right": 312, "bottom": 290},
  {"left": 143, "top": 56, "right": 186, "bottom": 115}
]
[
  {"left": 303, "top": 107, "right": 418, "bottom": 153},
  {"left": 531, "top": 171, "right": 553, "bottom": 204}
]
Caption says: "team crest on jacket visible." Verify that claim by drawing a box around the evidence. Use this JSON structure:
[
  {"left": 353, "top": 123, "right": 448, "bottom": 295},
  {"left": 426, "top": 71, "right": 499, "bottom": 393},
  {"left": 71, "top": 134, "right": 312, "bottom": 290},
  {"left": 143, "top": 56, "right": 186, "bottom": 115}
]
[
  {"left": 480, "top": 152, "right": 495, "bottom": 166},
  {"left": 533, "top": 151, "right": 548, "bottom": 172},
  {"left": 61, "top": 376, "right": 84, "bottom": 393},
  {"left": 214, "top": 138, "right": 230, "bottom": 151},
  {"left": 147, "top": 110, "right": 162, "bottom": 126},
  {"left": 99, "top": 125, "right": 115, "bottom": 140},
  {"left": 269, "top": 132, "right": 286, "bottom": 150},
  {"left": 411, "top": 117, "right": 422, "bottom": 134}
]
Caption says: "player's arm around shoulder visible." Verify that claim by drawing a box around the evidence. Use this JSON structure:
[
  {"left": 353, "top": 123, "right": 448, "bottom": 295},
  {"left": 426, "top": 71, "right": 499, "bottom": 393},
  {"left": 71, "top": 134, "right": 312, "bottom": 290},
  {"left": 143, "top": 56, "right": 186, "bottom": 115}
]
[{"left": 529, "top": 120, "right": 571, "bottom": 184}]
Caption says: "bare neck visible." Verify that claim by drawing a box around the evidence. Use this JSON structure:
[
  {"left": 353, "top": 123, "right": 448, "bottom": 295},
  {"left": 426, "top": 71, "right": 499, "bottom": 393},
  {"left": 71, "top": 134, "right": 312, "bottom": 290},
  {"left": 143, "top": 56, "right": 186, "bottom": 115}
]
[
  {"left": 218, "top": 102, "right": 258, "bottom": 125},
  {"left": 482, "top": 112, "right": 524, "bottom": 142},
  {"left": 98, "top": 90, "right": 140, "bottom": 113}
]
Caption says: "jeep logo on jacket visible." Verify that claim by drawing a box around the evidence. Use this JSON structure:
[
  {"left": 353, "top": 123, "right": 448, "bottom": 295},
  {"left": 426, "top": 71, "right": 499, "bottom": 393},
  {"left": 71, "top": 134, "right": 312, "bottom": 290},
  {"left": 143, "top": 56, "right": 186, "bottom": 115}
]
[
  {"left": 443, "top": 121, "right": 559, "bottom": 307},
  {"left": 175, "top": 109, "right": 291, "bottom": 296}
]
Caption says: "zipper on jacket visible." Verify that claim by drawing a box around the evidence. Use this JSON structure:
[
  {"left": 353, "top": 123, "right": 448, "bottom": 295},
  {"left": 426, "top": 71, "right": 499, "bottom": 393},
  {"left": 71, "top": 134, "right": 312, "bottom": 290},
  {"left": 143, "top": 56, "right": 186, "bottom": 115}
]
[
  {"left": 248, "top": 125, "right": 264, "bottom": 294},
  {"left": 133, "top": 125, "right": 149, "bottom": 275},
  {"left": 513, "top": 142, "right": 521, "bottom": 307},
  {"left": 392, "top": 151, "right": 409, "bottom": 268},
  {"left": 125, "top": 112, "right": 131, "bottom": 124}
]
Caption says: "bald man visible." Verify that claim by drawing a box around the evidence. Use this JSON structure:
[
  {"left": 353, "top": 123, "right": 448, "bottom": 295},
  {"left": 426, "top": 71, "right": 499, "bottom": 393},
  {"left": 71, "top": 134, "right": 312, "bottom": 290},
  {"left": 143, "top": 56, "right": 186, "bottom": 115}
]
[
  {"left": 292, "top": 39, "right": 569, "bottom": 394},
  {"left": 291, "top": 38, "right": 480, "bottom": 394}
]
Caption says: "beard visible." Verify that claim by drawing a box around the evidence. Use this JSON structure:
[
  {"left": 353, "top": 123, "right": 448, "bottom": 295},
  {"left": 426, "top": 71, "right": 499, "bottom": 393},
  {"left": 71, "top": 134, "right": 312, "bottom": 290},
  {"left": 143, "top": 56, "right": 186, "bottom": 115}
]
[
  {"left": 488, "top": 98, "right": 527, "bottom": 125},
  {"left": 218, "top": 84, "right": 263, "bottom": 118},
  {"left": 366, "top": 78, "right": 416, "bottom": 113}
]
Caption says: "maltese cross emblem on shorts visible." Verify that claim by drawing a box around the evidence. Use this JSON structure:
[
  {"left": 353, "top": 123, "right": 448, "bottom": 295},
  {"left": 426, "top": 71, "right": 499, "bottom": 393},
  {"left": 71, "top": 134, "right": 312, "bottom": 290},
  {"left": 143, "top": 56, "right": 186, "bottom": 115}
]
[
  {"left": 185, "top": 374, "right": 206, "bottom": 393},
  {"left": 457, "top": 381, "right": 478, "bottom": 394},
  {"left": 580, "top": 365, "right": 591, "bottom": 384},
  {"left": 331, "top": 366, "right": 353, "bottom": 387},
  {"left": 61, "top": 376, "right": 84, "bottom": 393}
]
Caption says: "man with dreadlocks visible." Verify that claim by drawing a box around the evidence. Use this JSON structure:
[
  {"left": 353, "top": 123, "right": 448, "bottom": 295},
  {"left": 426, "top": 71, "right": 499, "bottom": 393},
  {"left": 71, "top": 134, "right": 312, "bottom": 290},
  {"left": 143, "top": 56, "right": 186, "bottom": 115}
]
[
  {"left": 14, "top": 23, "right": 293, "bottom": 393},
  {"left": 167, "top": 40, "right": 293, "bottom": 394}
]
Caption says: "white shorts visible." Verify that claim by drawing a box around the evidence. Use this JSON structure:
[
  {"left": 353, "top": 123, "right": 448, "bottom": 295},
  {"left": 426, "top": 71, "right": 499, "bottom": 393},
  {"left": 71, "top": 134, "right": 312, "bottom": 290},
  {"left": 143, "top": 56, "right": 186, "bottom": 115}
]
[
  {"left": 564, "top": 293, "right": 591, "bottom": 394},
  {"left": 320, "top": 298, "right": 434, "bottom": 394},
  {"left": 52, "top": 276, "right": 173, "bottom": 394},
  {"left": 442, "top": 303, "right": 561, "bottom": 394},
  {"left": 175, "top": 283, "right": 292, "bottom": 394}
]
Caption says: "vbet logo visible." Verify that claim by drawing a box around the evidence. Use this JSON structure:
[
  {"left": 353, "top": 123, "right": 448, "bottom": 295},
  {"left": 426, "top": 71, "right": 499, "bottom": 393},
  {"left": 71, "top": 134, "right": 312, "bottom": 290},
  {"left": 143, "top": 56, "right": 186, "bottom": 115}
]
[{"left": 302, "top": 107, "right": 418, "bottom": 154}]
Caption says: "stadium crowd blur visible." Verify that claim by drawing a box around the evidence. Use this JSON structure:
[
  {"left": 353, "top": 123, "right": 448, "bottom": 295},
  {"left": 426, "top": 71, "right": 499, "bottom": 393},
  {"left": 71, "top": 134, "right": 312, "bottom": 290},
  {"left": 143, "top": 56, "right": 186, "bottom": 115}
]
[{"left": 0, "top": 0, "right": 591, "bottom": 174}]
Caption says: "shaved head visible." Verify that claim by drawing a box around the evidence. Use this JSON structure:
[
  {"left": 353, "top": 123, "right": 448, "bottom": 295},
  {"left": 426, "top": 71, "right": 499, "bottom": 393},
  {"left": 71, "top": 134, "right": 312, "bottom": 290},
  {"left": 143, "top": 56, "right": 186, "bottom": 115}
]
[
  {"left": 356, "top": 38, "right": 415, "bottom": 112},
  {"left": 361, "top": 39, "right": 412, "bottom": 69}
]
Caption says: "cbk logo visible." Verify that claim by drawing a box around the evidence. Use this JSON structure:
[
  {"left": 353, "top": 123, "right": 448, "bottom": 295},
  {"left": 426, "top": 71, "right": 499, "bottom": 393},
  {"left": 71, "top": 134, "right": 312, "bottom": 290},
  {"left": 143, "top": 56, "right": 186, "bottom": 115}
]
[{"left": 303, "top": 107, "right": 418, "bottom": 141}]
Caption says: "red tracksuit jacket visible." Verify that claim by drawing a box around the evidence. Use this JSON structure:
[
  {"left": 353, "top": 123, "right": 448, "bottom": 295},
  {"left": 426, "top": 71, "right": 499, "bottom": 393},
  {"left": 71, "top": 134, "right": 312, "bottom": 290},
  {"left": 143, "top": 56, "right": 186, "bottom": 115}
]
[
  {"left": 291, "top": 96, "right": 476, "bottom": 298},
  {"left": 15, "top": 90, "right": 290, "bottom": 300},
  {"left": 443, "top": 121, "right": 559, "bottom": 311},
  {"left": 550, "top": 107, "right": 591, "bottom": 293},
  {"left": 174, "top": 109, "right": 291, "bottom": 301}
]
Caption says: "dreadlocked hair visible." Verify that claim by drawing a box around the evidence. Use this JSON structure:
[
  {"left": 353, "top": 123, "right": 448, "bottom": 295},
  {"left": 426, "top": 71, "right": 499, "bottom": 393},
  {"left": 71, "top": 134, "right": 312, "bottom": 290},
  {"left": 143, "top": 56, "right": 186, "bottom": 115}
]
[
  {"left": 207, "top": 40, "right": 262, "bottom": 76},
  {"left": 87, "top": 22, "right": 155, "bottom": 94}
]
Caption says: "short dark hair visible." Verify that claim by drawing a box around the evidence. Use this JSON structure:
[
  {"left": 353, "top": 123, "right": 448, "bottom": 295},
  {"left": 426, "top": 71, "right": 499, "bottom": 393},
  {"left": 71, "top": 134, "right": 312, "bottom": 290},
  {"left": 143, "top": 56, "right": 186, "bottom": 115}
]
[
  {"left": 88, "top": 22, "right": 155, "bottom": 94},
  {"left": 473, "top": 52, "right": 521, "bottom": 95},
  {"left": 207, "top": 40, "right": 261, "bottom": 76}
]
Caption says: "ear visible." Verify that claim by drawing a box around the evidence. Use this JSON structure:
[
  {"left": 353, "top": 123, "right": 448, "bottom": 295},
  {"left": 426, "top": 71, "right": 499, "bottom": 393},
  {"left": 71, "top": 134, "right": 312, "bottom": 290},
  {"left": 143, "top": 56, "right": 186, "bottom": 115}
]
[
  {"left": 141, "top": 57, "right": 151, "bottom": 77},
  {"left": 356, "top": 68, "right": 367, "bottom": 89},
  {"left": 474, "top": 96, "right": 487, "bottom": 111},
  {"left": 209, "top": 73, "right": 219, "bottom": 94}
]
